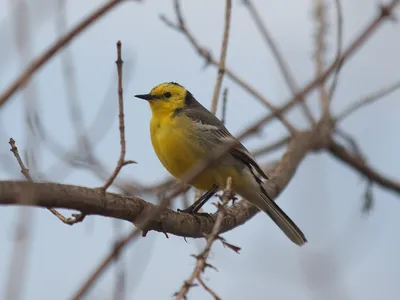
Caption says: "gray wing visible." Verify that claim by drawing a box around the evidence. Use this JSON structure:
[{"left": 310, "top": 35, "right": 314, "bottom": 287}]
[{"left": 181, "top": 98, "right": 269, "bottom": 180}]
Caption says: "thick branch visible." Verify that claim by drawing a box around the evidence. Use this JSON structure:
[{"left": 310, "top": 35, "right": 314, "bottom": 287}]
[{"left": 0, "top": 131, "right": 320, "bottom": 237}]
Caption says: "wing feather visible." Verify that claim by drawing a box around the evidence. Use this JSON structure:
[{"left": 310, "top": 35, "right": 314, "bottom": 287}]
[{"left": 181, "top": 97, "right": 268, "bottom": 180}]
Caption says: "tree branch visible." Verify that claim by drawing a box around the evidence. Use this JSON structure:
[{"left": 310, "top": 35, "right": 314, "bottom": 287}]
[
  {"left": 210, "top": 0, "right": 231, "bottom": 115},
  {"left": 243, "top": 0, "right": 316, "bottom": 125},
  {"left": 0, "top": 129, "right": 321, "bottom": 238},
  {"left": 313, "top": 0, "right": 330, "bottom": 116},
  {"left": 175, "top": 177, "right": 235, "bottom": 299},
  {"left": 0, "top": 0, "right": 129, "bottom": 108},
  {"left": 161, "top": 0, "right": 297, "bottom": 134}
]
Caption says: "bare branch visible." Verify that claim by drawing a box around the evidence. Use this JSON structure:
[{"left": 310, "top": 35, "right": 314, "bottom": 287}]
[
  {"left": 243, "top": 0, "right": 316, "bottom": 125},
  {"left": 0, "top": 0, "right": 128, "bottom": 107},
  {"left": 9, "top": 138, "right": 73, "bottom": 222},
  {"left": 101, "top": 41, "right": 136, "bottom": 192},
  {"left": 71, "top": 227, "right": 142, "bottom": 300},
  {"left": 197, "top": 276, "right": 221, "bottom": 300},
  {"left": 1, "top": 127, "right": 324, "bottom": 237},
  {"left": 313, "top": 0, "right": 330, "bottom": 116},
  {"left": 9, "top": 138, "right": 33, "bottom": 182},
  {"left": 162, "top": 0, "right": 297, "bottom": 134},
  {"left": 221, "top": 88, "right": 228, "bottom": 124},
  {"left": 6, "top": 136, "right": 34, "bottom": 300},
  {"left": 56, "top": 0, "right": 93, "bottom": 157},
  {"left": 335, "top": 79, "right": 400, "bottom": 121},
  {"left": 162, "top": 0, "right": 399, "bottom": 133},
  {"left": 38, "top": 56, "right": 137, "bottom": 186},
  {"left": 328, "top": 0, "right": 344, "bottom": 100},
  {"left": 267, "top": 0, "right": 400, "bottom": 128},
  {"left": 210, "top": 0, "right": 232, "bottom": 115},
  {"left": 175, "top": 178, "right": 235, "bottom": 299}
]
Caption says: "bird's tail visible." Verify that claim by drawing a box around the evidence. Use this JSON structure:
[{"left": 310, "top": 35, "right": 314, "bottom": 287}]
[
  {"left": 258, "top": 189, "right": 307, "bottom": 246},
  {"left": 238, "top": 181, "right": 307, "bottom": 246}
]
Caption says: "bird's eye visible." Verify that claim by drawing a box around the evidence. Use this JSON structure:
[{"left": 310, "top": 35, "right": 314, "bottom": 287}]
[{"left": 164, "top": 92, "right": 172, "bottom": 98}]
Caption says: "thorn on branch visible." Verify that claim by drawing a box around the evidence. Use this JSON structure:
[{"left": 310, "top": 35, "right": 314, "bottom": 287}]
[
  {"left": 122, "top": 160, "right": 137, "bottom": 166},
  {"left": 62, "top": 212, "right": 87, "bottom": 225},
  {"left": 218, "top": 236, "right": 241, "bottom": 254},
  {"left": 204, "top": 262, "right": 218, "bottom": 272},
  {"left": 162, "top": 230, "right": 169, "bottom": 239},
  {"left": 175, "top": 174, "right": 237, "bottom": 299}
]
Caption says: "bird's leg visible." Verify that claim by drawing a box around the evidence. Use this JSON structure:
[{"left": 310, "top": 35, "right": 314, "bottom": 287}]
[{"left": 178, "top": 184, "right": 219, "bottom": 214}]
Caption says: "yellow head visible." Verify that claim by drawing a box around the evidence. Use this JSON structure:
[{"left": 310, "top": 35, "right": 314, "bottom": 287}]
[{"left": 134, "top": 82, "right": 189, "bottom": 116}]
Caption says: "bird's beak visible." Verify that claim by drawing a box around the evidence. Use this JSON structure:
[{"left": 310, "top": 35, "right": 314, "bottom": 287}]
[{"left": 134, "top": 93, "right": 154, "bottom": 101}]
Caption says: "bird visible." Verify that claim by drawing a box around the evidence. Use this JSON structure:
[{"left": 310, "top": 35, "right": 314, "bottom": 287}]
[{"left": 134, "top": 82, "right": 307, "bottom": 246}]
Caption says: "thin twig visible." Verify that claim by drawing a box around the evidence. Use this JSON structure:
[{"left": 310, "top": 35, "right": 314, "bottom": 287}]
[
  {"left": 250, "top": 0, "right": 400, "bottom": 132},
  {"left": 328, "top": 0, "right": 344, "bottom": 100},
  {"left": 101, "top": 41, "right": 136, "bottom": 192},
  {"left": 197, "top": 276, "right": 221, "bottom": 300},
  {"left": 6, "top": 136, "right": 34, "bottom": 300},
  {"left": 112, "top": 219, "right": 126, "bottom": 300},
  {"left": 243, "top": 0, "right": 316, "bottom": 125},
  {"left": 11, "top": 0, "right": 42, "bottom": 183},
  {"left": 64, "top": 41, "right": 135, "bottom": 224},
  {"left": 40, "top": 56, "right": 136, "bottom": 185},
  {"left": 162, "top": 0, "right": 399, "bottom": 133},
  {"left": 9, "top": 138, "right": 78, "bottom": 223},
  {"left": 210, "top": 0, "right": 232, "bottom": 115},
  {"left": 71, "top": 227, "right": 142, "bottom": 300},
  {"left": 9, "top": 139, "right": 33, "bottom": 182},
  {"left": 56, "top": 0, "right": 92, "bottom": 156},
  {"left": 162, "top": 0, "right": 297, "bottom": 134},
  {"left": 336, "top": 79, "right": 400, "bottom": 121},
  {"left": 314, "top": 0, "right": 330, "bottom": 116},
  {"left": 175, "top": 178, "right": 237, "bottom": 300},
  {"left": 0, "top": 0, "right": 127, "bottom": 108},
  {"left": 221, "top": 88, "right": 228, "bottom": 124}
]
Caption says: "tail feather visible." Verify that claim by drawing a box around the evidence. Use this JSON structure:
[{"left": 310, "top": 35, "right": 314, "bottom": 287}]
[{"left": 259, "top": 191, "right": 307, "bottom": 246}]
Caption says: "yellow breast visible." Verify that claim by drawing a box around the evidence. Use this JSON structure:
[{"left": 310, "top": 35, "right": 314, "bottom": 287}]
[
  {"left": 150, "top": 113, "right": 220, "bottom": 190},
  {"left": 150, "top": 114, "right": 201, "bottom": 176}
]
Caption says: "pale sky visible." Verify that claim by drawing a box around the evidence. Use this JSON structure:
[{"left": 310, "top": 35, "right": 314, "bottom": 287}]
[{"left": 0, "top": 1, "right": 400, "bottom": 299}]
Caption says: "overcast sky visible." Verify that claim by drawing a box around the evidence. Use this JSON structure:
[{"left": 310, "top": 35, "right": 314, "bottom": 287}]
[{"left": 0, "top": 1, "right": 400, "bottom": 299}]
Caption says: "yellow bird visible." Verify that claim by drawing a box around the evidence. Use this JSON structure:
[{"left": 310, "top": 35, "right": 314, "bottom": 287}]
[{"left": 135, "top": 82, "right": 307, "bottom": 246}]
